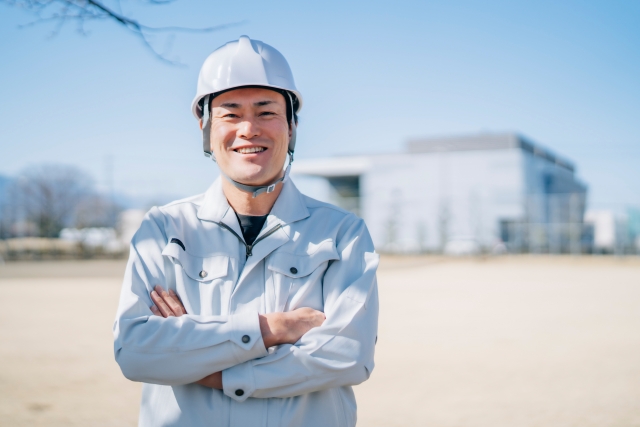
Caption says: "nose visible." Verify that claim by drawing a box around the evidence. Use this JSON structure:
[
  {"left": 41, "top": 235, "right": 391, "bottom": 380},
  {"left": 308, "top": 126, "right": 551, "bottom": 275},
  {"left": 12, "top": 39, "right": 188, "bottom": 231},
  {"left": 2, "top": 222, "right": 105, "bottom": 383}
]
[{"left": 237, "top": 118, "right": 260, "bottom": 140}]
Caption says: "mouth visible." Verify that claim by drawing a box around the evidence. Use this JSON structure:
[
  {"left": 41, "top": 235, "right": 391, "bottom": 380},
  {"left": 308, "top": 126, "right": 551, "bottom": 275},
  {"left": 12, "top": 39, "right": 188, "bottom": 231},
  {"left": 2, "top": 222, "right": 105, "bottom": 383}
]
[{"left": 234, "top": 146, "right": 267, "bottom": 154}]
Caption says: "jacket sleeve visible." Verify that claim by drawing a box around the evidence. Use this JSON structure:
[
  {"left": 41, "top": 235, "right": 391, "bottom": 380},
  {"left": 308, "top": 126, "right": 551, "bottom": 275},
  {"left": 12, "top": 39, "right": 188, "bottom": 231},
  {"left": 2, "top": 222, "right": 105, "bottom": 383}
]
[
  {"left": 221, "top": 216, "right": 379, "bottom": 400},
  {"left": 113, "top": 207, "right": 267, "bottom": 386}
]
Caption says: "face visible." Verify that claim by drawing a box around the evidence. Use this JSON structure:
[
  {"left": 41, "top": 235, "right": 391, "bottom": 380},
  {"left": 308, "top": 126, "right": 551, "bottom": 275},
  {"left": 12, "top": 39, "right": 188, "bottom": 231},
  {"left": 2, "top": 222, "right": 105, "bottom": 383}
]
[{"left": 204, "top": 87, "right": 291, "bottom": 186}]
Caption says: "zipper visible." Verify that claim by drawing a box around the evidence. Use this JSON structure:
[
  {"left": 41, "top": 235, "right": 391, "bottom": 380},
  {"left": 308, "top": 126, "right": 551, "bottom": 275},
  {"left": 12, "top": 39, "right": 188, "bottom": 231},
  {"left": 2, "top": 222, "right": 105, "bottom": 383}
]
[
  {"left": 247, "top": 224, "right": 283, "bottom": 256},
  {"left": 217, "top": 222, "right": 282, "bottom": 258}
]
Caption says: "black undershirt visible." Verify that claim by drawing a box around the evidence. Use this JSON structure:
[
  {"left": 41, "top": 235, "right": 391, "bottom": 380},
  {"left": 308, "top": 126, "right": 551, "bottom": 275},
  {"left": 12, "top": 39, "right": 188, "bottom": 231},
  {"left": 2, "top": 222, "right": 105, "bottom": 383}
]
[{"left": 235, "top": 212, "right": 269, "bottom": 246}]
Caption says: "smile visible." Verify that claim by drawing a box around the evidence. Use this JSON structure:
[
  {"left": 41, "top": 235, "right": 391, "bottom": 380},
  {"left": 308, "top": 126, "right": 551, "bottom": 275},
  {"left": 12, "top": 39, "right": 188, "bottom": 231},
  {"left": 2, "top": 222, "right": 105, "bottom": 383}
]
[{"left": 235, "top": 147, "right": 266, "bottom": 154}]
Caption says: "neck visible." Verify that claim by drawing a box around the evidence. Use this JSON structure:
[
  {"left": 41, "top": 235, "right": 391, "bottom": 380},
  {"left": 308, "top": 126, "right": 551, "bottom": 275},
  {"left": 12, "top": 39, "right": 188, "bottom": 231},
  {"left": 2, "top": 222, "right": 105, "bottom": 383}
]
[{"left": 222, "top": 177, "right": 283, "bottom": 216}]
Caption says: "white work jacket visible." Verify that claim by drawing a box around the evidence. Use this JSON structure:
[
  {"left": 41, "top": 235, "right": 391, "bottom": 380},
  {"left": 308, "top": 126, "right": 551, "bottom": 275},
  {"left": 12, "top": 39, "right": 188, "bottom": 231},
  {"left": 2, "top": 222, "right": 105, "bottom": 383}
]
[{"left": 113, "top": 178, "right": 379, "bottom": 427}]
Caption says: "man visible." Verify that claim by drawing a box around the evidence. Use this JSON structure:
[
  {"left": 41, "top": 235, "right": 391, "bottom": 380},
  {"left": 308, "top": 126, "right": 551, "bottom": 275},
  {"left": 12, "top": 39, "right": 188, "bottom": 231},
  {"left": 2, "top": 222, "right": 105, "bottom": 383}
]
[{"left": 113, "top": 36, "right": 379, "bottom": 427}]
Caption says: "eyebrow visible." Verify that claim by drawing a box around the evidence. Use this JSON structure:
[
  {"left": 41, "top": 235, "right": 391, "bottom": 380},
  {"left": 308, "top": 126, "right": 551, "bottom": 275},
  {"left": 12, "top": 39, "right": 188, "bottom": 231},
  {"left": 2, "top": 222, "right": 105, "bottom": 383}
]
[
  {"left": 219, "top": 102, "right": 241, "bottom": 109},
  {"left": 218, "top": 100, "right": 277, "bottom": 109}
]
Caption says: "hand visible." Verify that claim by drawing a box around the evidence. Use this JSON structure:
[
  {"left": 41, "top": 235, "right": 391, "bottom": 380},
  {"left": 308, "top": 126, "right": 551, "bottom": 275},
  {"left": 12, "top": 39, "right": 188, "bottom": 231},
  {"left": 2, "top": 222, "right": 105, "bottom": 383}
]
[
  {"left": 260, "top": 307, "right": 326, "bottom": 348},
  {"left": 149, "top": 287, "right": 224, "bottom": 389},
  {"left": 196, "top": 371, "right": 222, "bottom": 389},
  {"left": 149, "top": 287, "right": 325, "bottom": 347},
  {"left": 150, "top": 285, "right": 187, "bottom": 317},
  {"left": 150, "top": 286, "right": 224, "bottom": 389},
  {"left": 148, "top": 289, "right": 325, "bottom": 389}
]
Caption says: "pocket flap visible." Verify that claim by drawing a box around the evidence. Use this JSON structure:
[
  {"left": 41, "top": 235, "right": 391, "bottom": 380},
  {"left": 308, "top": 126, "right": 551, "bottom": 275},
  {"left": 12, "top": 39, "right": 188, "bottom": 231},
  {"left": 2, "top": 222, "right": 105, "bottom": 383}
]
[
  {"left": 267, "top": 239, "right": 339, "bottom": 278},
  {"left": 162, "top": 242, "right": 229, "bottom": 282}
]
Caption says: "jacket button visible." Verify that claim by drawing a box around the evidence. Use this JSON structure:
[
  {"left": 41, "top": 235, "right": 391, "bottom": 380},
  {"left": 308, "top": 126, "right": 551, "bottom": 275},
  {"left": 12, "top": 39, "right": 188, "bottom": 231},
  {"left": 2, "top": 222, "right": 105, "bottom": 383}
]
[
  {"left": 235, "top": 389, "right": 244, "bottom": 396},
  {"left": 290, "top": 267, "right": 298, "bottom": 274},
  {"left": 199, "top": 270, "right": 208, "bottom": 278},
  {"left": 242, "top": 335, "right": 250, "bottom": 343}
]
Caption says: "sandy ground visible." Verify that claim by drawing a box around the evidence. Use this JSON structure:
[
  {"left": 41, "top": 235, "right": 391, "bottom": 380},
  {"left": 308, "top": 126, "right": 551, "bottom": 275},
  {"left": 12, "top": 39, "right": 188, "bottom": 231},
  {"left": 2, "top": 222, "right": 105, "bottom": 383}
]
[{"left": 0, "top": 256, "right": 639, "bottom": 426}]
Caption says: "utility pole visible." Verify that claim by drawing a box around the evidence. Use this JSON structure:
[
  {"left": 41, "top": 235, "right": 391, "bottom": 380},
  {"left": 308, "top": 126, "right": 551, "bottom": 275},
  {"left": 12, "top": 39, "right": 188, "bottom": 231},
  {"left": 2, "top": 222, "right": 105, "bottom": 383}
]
[{"left": 104, "top": 155, "right": 116, "bottom": 227}]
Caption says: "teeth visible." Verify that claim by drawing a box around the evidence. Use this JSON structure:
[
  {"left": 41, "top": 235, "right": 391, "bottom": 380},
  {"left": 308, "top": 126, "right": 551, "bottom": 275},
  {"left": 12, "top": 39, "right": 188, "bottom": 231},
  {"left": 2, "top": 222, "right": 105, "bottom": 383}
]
[{"left": 236, "top": 147, "right": 265, "bottom": 154}]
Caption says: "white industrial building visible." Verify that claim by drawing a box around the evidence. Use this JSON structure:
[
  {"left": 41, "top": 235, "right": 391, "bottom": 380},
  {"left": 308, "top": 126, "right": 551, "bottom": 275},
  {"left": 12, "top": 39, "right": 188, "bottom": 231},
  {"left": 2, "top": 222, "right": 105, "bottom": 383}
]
[
  {"left": 585, "top": 209, "right": 640, "bottom": 255},
  {"left": 292, "top": 133, "right": 589, "bottom": 254}
]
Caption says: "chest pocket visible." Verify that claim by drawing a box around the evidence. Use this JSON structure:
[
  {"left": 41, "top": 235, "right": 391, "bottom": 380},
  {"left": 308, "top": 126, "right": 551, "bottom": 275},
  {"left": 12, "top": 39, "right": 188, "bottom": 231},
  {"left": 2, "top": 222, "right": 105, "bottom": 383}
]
[
  {"left": 162, "top": 242, "right": 229, "bottom": 283},
  {"left": 266, "top": 239, "right": 340, "bottom": 312}
]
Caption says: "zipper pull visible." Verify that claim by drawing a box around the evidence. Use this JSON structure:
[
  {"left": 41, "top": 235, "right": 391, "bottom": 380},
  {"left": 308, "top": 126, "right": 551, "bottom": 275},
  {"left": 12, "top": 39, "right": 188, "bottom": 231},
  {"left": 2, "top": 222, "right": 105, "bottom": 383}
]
[{"left": 246, "top": 244, "right": 253, "bottom": 257}]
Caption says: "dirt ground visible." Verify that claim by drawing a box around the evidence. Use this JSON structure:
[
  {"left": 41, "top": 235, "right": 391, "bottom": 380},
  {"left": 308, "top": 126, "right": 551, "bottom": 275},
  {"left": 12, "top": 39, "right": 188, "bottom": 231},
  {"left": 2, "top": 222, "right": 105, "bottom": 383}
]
[{"left": 0, "top": 256, "right": 639, "bottom": 427}]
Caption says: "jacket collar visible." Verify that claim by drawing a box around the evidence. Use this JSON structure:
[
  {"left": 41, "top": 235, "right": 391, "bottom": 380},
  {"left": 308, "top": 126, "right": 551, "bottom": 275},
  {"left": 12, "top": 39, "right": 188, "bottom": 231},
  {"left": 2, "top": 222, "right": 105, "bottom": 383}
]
[{"left": 196, "top": 176, "right": 310, "bottom": 227}]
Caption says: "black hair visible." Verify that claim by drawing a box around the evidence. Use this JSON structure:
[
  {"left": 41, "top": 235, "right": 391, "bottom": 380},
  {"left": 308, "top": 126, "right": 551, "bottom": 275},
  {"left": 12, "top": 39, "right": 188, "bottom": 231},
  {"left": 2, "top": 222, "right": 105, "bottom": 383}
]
[{"left": 198, "top": 86, "right": 299, "bottom": 126}]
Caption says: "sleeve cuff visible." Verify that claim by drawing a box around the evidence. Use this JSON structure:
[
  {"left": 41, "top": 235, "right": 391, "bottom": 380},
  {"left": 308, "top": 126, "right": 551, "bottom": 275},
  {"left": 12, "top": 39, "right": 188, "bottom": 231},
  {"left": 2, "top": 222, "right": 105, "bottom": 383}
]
[
  {"left": 222, "top": 360, "right": 255, "bottom": 402},
  {"left": 228, "top": 311, "right": 268, "bottom": 364}
]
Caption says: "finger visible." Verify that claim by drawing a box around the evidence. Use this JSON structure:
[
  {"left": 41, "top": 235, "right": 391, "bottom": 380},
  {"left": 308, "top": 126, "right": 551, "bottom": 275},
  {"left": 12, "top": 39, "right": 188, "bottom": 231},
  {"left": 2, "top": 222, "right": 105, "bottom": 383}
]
[
  {"left": 168, "top": 289, "right": 187, "bottom": 315},
  {"left": 151, "top": 290, "right": 173, "bottom": 317},
  {"left": 151, "top": 290, "right": 174, "bottom": 317},
  {"left": 157, "top": 286, "right": 184, "bottom": 317},
  {"left": 153, "top": 285, "right": 180, "bottom": 316},
  {"left": 169, "top": 289, "right": 187, "bottom": 315},
  {"left": 195, "top": 372, "right": 222, "bottom": 389},
  {"left": 150, "top": 305, "right": 161, "bottom": 316}
]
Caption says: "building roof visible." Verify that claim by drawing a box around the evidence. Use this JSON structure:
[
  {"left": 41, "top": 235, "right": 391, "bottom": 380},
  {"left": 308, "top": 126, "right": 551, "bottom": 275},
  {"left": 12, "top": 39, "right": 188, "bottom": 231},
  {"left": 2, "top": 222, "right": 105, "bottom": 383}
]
[
  {"left": 293, "top": 133, "right": 576, "bottom": 178},
  {"left": 292, "top": 156, "right": 371, "bottom": 178},
  {"left": 407, "top": 133, "right": 575, "bottom": 172}
]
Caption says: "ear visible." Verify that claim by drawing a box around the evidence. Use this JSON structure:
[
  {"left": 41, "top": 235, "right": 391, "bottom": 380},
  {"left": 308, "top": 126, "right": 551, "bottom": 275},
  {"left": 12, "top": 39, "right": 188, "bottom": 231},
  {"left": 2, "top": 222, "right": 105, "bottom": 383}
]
[{"left": 199, "top": 119, "right": 203, "bottom": 131}]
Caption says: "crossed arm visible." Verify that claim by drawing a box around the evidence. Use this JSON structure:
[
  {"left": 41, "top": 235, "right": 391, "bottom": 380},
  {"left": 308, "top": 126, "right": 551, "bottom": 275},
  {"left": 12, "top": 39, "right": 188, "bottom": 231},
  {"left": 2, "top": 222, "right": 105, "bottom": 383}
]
[
  {"left": 149, "top": 285, "right": 325, "bottom": 389},
  {"left": 115, "top": 211, "right": 378, "bottom": 398}
]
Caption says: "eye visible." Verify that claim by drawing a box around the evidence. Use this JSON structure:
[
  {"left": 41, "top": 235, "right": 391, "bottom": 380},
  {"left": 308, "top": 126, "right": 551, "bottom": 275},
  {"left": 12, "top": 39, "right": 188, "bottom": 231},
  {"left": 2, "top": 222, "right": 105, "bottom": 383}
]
[
  {"left": 223, "top": 113, "right": 239, "bottom": 118},
  {"left": 259, "top": 111, "right": 276, "bottom": 116}
]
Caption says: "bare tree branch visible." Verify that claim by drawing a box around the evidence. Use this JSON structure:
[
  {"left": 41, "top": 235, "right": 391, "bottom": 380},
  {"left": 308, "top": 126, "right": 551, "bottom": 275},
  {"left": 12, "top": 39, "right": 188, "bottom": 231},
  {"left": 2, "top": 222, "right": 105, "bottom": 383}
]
[
  {"left": 9, "top": 164, "right": 94, "bottom": 237},
  {"left": 2, "top": 0, "right": 245, "bottom": 64}
]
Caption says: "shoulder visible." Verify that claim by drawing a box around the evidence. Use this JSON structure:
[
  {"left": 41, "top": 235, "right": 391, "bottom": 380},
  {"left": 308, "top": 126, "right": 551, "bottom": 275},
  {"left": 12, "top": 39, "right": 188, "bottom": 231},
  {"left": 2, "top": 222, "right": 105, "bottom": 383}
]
[
  {"left": 299, "top": 193, "right": 369, "bottom": 241},
  {"left": 142, "top": 193, "right": 205, "bottom": 222},
  {"left": 301, "top": 193, "right": 355, "bottom": 218},
  {"left": 157, "top": 193, "right": 205, "bottom": 216},
  {"left": 139, "top": 192, "right": 206, "bottom": 234}
]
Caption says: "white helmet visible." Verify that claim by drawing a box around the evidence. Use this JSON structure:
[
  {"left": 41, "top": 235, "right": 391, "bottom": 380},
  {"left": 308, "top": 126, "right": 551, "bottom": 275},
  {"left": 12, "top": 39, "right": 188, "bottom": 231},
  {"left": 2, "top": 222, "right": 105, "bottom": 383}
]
[
  {"left": 193, "top": 36, "right": 302, "bottom": 197},
  {"left": 191, "top": 35, "right": 302, "bottom": 120}
]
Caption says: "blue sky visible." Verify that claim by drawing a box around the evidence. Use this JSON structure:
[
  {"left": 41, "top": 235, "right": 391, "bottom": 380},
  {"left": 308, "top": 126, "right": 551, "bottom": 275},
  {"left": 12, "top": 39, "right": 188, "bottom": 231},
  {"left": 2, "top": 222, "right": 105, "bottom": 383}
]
[{"left": 0, "top": 0, "right": 638, "bottom": 211}]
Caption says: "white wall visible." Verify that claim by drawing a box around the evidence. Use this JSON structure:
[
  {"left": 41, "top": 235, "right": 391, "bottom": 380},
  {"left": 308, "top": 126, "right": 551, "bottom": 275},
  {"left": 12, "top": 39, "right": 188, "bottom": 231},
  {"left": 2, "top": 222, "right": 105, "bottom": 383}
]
[
  {"left": 362, "top": 149, "right": 524, "bottom": 252},
  {"left": 294, "top": 146, "right": 587, "bottom": 253}
]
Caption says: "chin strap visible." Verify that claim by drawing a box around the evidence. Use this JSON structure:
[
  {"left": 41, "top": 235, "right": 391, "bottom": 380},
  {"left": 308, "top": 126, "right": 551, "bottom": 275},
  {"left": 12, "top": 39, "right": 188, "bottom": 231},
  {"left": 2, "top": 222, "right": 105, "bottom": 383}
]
[
  {"left": 202, "top": 94, "right": 213, "bottom": 159},
  {"left": 223, "top": 157, "right": 292, "bottom": 198},
  {"left": 201, "top": 93, "right": 297, "bottom": 198}
]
